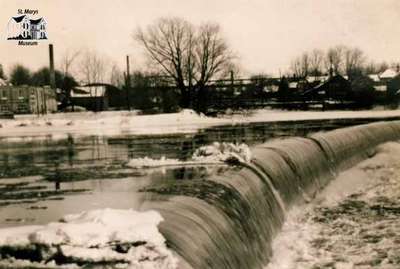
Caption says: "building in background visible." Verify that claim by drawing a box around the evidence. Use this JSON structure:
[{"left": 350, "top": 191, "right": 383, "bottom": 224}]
[
  {"left": 70, "top": 84, "right": 125, "bottom": 111},
  {"left": 379, "top": 68, "right": 398, "bottom": 83},
  {"left": 71, "top": 86, "right": 109, "bottom": 111},
  {"left": 0, "top": 86, "right": 57, "bottom": 114}
]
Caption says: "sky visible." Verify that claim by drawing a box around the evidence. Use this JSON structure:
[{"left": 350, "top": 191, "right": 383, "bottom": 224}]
[{"left": 1, "top": 0, "right": 400, "bottom": 79}]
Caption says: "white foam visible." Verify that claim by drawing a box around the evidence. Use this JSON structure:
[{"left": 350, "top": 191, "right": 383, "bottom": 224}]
[{"left": 265, "top": 142, "right": 400, "bottom": 269}]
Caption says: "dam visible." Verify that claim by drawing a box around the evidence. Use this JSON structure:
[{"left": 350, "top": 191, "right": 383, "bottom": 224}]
[
  {"left": 0, "top": 119, "right": 399, "bottom": 268},
  {"left": 143, "top": 120, "right": 400, "bottom": 268}
]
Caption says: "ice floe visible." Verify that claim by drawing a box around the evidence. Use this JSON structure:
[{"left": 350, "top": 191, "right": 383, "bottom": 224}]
[
  {"left": 0, "top": 208, "right": 177, "bottom": 268},
  {"left": 126, "top": 142, "right": 252, "bottom": 168}
]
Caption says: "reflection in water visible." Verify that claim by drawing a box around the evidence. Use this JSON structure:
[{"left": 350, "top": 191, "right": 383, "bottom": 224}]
[
  {"left": 67, "top": 134, "right": 74, "bottom": 166},
  {"left": 0, "top": 117, "right": 398, "bottom": 228},
  {"left": 54, "top": 162, "right": 61, "bottom": 191}
]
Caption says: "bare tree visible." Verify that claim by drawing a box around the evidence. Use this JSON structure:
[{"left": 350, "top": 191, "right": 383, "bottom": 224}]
[
  {"left": 301, "top": 52, "right": 310, "bottom": 77},
  {"left": 194, "top": 23, "right": 234, "bottom": 86},
  {"left": 60, "top": 49, "right": 80, "bottom": 77},
  {"left": 290, "top": 52, "right": 310, "bottom": 78},
  {"left": 135, "top": 17, "right": 235, "bottom": 110},
  {"left": 344, "top": 47, "right": 365, "bottom": 77},
  {"left": 309, "top": 49, "right": 324, "bottom": 76},
  {"left": 290, "top": 57, "right": 303, "bottom": 78},
  {"left": 78, "top": 50, "right": 109, "bottom": 112},
  {"left": 109, "top": 64, "right": 124, "bottom": 88},
  {"left": 59, "top": 49, "right": 81, "bottom": 107},
  {"left": 325, "top": 45, "right": 345, "bottom": 75},
  {"left": 80, "top": 50, "right": 107, "bottom": 84}
]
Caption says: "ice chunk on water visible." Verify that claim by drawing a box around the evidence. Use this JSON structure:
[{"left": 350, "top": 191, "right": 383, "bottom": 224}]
[
  {"left": 0, "top": 208, "right": 177, "bottom": 269},
  {"left": 192, "top": 142, "right": 252, "bottom": 163},
  {"left": 126, "top": 142, "right": 252, "bottom": 169},
  {"left": 126, "top": 156, "right": 182, "bottom": 168}
]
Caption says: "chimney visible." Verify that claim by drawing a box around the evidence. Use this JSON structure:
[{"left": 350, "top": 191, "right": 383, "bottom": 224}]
[
  {"left": 125, "top": 55, "right": 131, "bottom": 111},
  {"left": 49, "top": 44, "right": 56, "bottom": 89}
]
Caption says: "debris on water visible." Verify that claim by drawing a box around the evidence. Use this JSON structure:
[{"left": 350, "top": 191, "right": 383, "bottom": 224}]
[
  {"left": 27, "top": 205, "right": 47, "bottom": 210},
  {"left": 5, "top": 218, "right": 35, "bottom": 223},
  {"left": 16, "top": 123, "right": 28, "bottom": 127}
]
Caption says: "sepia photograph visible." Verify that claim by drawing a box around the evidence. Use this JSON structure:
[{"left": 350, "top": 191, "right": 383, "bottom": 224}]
[{"left": 0, "top": 0, "right": 400, "bottom": 268}]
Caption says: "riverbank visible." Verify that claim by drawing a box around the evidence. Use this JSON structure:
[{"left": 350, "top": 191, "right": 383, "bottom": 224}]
[
  {"left": 1, "top": 109, "right": 400, "bottom": 140},
  {"left": 266, "top": 141, "right": 400, "bottom": 269}
]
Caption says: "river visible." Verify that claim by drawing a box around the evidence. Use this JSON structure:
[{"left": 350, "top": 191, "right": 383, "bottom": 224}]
[{"left": 0, "top": 117, "right": 399, "bottom": 268}]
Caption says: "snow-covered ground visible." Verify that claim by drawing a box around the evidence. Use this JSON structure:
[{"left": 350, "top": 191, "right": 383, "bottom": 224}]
[
  {"left": 233, "top": 108, "right": 400, "bottom": 123},
  {"left": 265, "top": 142, "right": 400, "bottom": 269},
  {"left": 0, "top": 109, "right": 225, "bottom": 140},
  {"left": 0, "top": 208, "right": 177, "bottom": 268},
  {"left": 1, "top": 109, "right": 400, "bottom": 139}
]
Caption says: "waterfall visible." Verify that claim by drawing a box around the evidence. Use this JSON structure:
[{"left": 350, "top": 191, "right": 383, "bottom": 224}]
[{"left": 142, "top": 121, "right": 400, "bottom": 269}]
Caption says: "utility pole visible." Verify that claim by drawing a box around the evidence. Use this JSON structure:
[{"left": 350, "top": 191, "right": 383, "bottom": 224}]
[
  {"left": 48, "top": 44, "right": 56, "bottom": 115},
  {"left": 125, "top": 55, "right": 131, "bottom": 111},
  {"left": 230, "top": 70, "right": 235, "bottom": 108}
]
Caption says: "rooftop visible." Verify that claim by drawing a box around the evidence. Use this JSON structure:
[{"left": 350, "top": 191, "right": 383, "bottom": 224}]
[{"left": 12, "top": 15, "right": 26, "bottom": 23}]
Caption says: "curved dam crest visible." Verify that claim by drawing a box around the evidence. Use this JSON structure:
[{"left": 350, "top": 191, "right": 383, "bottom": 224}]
[{"left": 142, "top": 120, "right": 400, "bottom": 269}]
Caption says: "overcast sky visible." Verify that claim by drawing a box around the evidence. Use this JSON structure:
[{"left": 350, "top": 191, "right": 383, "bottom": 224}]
[{"left": 1, "top": 0, "right": 400, "bottom": 78}]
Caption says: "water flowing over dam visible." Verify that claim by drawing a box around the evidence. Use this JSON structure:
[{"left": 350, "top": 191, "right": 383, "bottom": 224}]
[{"left": 142, "top": 121, "right": 400, "bottom": 269}]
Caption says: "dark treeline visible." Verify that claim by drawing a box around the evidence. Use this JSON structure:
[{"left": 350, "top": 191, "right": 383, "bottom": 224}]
[{"left": 4, "top": 64, "right": 78, "bottom": 109}]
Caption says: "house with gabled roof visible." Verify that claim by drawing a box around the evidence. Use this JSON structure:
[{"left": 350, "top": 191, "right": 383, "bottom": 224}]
[
  {"left": 7, "top": 15, "right": 47, "bottom": 40},
  {"left": 302, "top": 75, "right": 352, "bottom": 101},
  {"left": 379, "top": 68, "right": 398, "bottom": 82}
]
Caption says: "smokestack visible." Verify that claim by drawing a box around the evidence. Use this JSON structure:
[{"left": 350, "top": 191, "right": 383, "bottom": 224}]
[
  {"left": 49, "top": 44, "right": 56, "bottom": 89},
  {"left": 125, "top": 55, "right": 131, "bottom": 111},
  {"left": 126, "top": 55, "right": 131, "bottom": 87}
]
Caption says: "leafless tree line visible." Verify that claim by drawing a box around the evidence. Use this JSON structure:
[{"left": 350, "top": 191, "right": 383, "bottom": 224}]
[
  {"left": 59, "top": 48, "right": 123, "bottom": 87},
  {"left": 290, "top": 45, "right": 398, "bottom": 78}
]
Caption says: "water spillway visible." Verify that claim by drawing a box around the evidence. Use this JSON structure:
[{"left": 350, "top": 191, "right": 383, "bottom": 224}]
[{"left": 143, "top": 121, "right": 400, "bottom": 269}]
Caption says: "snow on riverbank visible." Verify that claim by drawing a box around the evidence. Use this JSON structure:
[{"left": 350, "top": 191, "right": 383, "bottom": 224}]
[
  {"left": 0, "top": 109, "right": 225, "bottom": 140},
  {"left": 2, "top": 109, "right": 400, "bottom": 140},
  {"left": 0, "top": 208, "right": 177, "bottom": 268},
  {"left": 265, "top": 142, "right": 400, "bottom": 269},
  {"left": 231, "top": 108, "right": 400, "bottom": 123}
]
